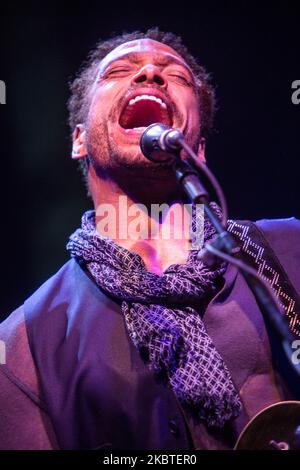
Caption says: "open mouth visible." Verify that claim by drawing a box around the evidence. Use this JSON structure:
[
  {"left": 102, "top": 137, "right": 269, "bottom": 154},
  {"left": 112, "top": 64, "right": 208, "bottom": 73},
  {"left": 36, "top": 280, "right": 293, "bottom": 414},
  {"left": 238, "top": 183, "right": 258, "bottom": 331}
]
[{"left": 119, "top": 94, "right": 173, "bottom": 131}]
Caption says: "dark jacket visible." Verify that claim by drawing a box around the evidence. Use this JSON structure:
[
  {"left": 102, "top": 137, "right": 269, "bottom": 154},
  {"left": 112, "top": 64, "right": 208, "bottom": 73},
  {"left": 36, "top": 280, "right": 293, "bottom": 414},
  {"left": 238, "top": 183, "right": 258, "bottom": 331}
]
[{"left": 0, "top": 217, "right": 299, "bottom": 449}]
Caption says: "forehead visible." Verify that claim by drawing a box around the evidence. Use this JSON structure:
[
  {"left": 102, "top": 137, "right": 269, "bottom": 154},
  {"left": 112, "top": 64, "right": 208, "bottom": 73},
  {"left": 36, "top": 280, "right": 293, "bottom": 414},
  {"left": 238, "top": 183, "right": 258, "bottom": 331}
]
[{"left": 98, "top": 38, "right": 191, "bottom": 72}]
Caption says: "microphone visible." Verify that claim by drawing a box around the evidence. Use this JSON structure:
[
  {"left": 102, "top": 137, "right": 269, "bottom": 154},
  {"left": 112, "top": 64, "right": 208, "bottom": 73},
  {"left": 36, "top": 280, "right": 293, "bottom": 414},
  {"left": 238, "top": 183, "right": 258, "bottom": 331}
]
[{"left": 140, "top": 123, "right": 184, "bottom": 162}]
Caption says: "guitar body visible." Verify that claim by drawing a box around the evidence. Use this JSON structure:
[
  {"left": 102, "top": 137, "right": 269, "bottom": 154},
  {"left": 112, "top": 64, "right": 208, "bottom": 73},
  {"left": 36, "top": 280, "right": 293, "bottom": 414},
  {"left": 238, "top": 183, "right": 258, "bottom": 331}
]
[{"left": 235, "top": 401, "right": 300, "bottom": 450}]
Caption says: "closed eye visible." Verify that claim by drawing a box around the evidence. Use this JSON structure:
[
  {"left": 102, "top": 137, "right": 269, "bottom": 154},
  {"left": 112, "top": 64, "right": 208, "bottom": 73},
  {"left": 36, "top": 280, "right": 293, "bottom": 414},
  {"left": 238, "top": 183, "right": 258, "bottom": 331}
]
[
  {"left": 105, "top": 68, "right": 132, "bottom": 77},
  {"left": 168, "top": 74, "right": 191, "bottom": 85}
]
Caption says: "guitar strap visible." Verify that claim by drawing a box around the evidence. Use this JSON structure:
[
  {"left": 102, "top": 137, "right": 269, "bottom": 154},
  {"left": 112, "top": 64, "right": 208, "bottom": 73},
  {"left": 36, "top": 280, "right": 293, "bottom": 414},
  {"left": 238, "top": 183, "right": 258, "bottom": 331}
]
[{"left": 227, "top": 220, "right": 300, "bottom": 337}]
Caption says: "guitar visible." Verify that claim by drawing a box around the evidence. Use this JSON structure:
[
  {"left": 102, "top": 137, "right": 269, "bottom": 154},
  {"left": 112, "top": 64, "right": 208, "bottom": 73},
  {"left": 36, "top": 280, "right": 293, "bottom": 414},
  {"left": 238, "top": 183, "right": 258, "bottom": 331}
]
[{"left": 235, "top": 401, "right": 300, "bottom": 450}]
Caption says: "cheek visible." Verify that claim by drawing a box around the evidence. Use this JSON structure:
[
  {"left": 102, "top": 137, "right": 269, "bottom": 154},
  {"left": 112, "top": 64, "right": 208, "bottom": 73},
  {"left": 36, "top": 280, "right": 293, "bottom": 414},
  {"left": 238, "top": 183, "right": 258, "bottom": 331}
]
[
  {"left": 88, "top": 84, "right": 117, "bottom": 120},
  {"left": 87, "top": 97, "right": 104, "bottom": 125},
  {"left": 177, "top": 88, "right": 199, "bottom": 117},
  {"left": 186, "top": 95, "right": 200, "bottom": 127},
  {"left": 187, "top": 92, "right": 200, "bottom": 111}
]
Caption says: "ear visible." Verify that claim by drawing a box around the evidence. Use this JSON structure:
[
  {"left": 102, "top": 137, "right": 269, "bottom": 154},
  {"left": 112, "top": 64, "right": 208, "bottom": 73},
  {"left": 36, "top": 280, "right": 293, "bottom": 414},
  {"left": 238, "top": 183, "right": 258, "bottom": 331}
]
[
  {"left": 197, "top": 137, "right": 206, "bottom": 162},
  {"left": 72, "top": 124, "right": 87, "bottom": 160}
]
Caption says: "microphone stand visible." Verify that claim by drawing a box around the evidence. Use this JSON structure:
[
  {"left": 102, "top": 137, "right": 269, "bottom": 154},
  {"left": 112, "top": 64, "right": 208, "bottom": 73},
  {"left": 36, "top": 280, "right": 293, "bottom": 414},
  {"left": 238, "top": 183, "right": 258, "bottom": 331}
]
[{"left": 172, "top": 140, "right": 300, "bottom": 378}]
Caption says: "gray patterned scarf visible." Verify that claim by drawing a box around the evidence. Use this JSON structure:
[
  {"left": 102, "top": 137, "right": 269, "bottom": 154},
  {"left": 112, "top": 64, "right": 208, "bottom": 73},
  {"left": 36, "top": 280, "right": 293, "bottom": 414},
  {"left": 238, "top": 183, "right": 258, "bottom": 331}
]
[{"left": 67, "top": 204, "right": 242, "bottom": 427}]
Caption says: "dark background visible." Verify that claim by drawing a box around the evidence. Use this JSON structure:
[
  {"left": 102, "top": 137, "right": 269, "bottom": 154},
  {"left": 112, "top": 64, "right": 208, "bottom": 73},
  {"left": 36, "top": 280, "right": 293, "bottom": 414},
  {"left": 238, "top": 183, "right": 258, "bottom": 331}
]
[{"left": 0, "top": 1, "right": 299, "bottom": 319}]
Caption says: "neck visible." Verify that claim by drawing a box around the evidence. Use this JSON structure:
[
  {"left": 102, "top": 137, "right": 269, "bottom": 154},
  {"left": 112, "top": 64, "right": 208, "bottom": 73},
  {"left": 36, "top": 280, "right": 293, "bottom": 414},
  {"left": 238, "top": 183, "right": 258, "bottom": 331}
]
[{"left": 89, "top": 165, "right": 192, "bottom": 275}]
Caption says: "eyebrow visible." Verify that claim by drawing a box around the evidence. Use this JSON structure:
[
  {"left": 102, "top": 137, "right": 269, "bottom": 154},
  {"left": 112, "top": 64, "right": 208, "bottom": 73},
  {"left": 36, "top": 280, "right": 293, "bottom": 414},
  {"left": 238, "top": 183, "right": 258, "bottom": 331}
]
[{"left": 105, "top": 52, "right": 191, "bottom": 70}]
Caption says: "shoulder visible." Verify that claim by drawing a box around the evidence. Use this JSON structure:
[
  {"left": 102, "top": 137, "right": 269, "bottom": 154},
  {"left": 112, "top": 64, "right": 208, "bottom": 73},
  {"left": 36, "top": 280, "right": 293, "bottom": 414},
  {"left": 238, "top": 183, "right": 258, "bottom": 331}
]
[
  {"left": 0, "top": 305, "right": 40, "bottom": 397},
  {"left": 0, "top": 260, "right": 77, "bottom": 393},
  {"left": 255, "top": 217, "right": 300, "bottom": 260},
  {"left": 0, "top": 307, "right": 58, "bottom": 449},
  {"left": 0, "top": 261, "right": 79, "bottom": 444},
  {"left": 229, "top": 216, "right": 300, "bottom": 293},
  {"left": 255, "top": 217, "right": 300, "bottom": 293},
  {"left": 228, "top": 216, "right": 300, "bottom": 260},
  {"left": 23, "top": 259, "right": 113, "bottom": 327},
  {"left": 256, "top": 216, "right": 300, "bottom": 240}
]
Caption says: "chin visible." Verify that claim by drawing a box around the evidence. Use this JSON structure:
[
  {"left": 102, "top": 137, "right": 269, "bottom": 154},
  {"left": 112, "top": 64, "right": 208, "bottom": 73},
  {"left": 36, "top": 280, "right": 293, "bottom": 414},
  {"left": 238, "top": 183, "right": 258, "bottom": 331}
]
[{"left": 105, "top": 148, "right": 173, "bottom": 181}]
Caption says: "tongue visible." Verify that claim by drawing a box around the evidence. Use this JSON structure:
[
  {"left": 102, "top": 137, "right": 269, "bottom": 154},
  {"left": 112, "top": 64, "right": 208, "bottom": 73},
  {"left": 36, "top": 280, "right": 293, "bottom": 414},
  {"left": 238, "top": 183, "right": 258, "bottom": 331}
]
[{"left": 120, "top": 100, "right": 171, "bottom": 129}]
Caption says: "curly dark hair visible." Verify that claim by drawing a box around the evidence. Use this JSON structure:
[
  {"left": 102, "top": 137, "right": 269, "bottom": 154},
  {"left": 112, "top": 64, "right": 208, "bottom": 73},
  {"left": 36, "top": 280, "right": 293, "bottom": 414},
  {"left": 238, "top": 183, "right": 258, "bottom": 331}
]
[{"left": 68, "top": 28, "right": 216, "bottom": 180}]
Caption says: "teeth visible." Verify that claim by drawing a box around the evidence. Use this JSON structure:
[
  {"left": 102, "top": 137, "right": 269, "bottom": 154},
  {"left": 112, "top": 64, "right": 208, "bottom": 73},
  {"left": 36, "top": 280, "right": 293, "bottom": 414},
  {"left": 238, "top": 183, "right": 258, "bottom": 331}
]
[
  {"left": 128, "top": 94, "right": 167, "bottom": 109},
  {"left": 125, "top": 127, "right": 147, "bottom": 133}
]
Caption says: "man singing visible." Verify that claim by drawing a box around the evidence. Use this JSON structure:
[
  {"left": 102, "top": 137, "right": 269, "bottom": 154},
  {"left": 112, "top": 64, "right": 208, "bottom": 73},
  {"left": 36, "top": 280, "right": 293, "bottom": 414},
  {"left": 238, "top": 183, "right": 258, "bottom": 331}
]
[{"left": 0, "top": 28, "right": 299, "bottom": 450}]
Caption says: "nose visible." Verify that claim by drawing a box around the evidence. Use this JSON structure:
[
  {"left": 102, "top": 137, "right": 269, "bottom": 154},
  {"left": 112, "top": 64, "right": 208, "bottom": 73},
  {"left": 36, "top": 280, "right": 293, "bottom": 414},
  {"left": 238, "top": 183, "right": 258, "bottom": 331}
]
[{"left": 131, "top": 64, "right": 167, "bottom": 88}]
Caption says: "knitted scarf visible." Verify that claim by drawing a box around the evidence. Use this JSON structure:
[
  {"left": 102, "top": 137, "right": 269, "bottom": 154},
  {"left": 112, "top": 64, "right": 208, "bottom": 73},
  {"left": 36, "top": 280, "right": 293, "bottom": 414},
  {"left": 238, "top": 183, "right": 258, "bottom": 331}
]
[{"left": 67, "top": 204, "right": 242, "bottom": 427}]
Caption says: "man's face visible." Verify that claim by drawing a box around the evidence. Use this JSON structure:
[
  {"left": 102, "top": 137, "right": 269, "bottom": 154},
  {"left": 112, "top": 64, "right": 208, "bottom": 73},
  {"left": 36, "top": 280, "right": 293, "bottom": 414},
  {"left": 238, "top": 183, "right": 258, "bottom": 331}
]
[{"left": 85, "top": 38, "right": 201, "bottom": 175}]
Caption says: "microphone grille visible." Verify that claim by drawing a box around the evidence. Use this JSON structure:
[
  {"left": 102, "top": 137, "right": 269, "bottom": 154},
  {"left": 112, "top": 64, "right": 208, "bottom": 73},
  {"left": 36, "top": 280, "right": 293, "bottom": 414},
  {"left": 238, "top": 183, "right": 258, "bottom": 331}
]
[{"left": 140, "top": 123, "right": 175, "bottom": 163}]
